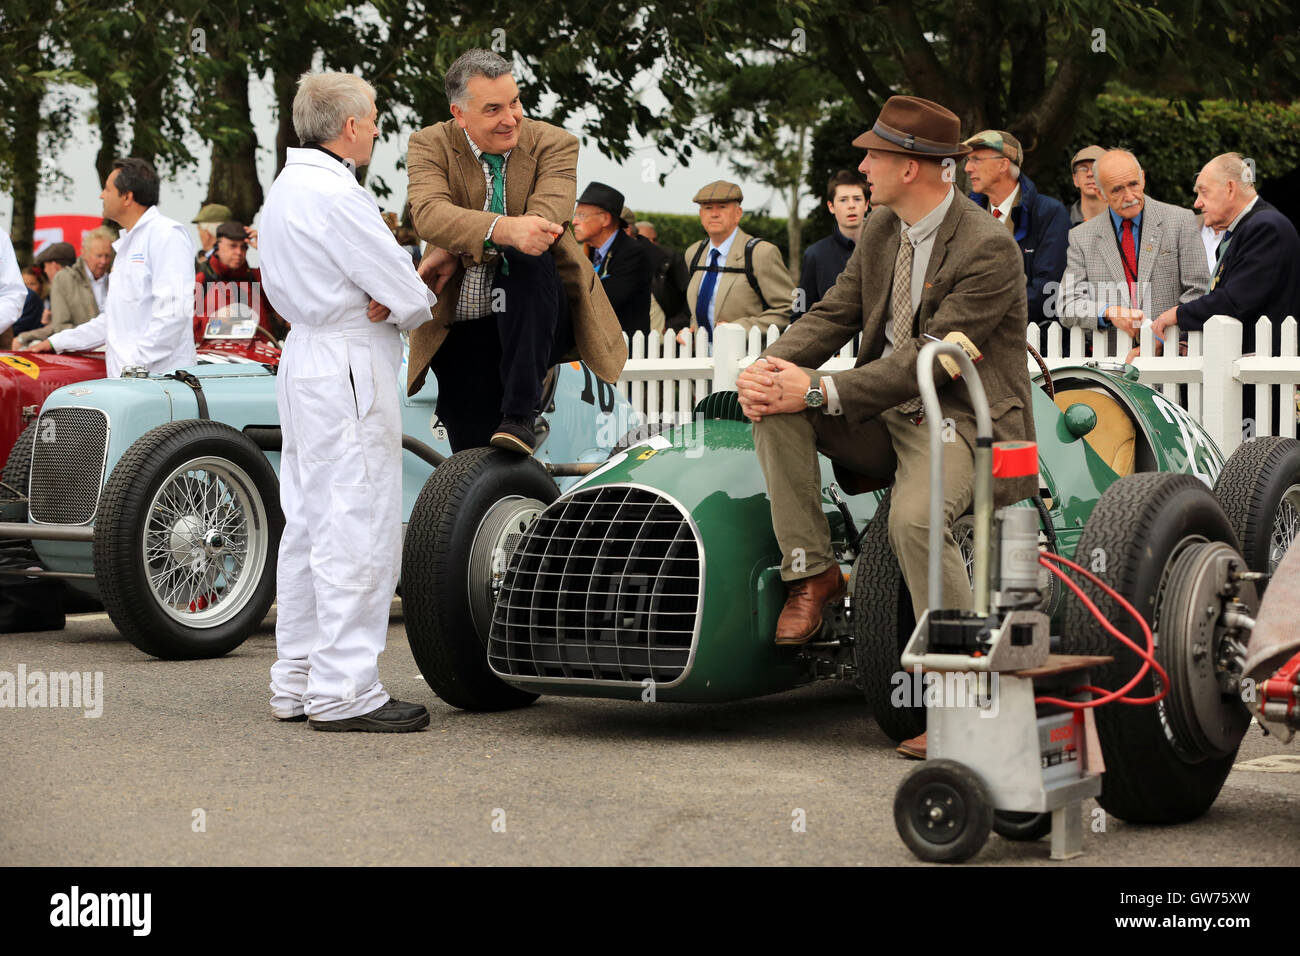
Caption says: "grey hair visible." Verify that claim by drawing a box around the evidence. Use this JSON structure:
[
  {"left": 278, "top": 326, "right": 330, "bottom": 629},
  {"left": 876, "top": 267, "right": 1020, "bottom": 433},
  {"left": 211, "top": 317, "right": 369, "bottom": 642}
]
[
  {"left": 1210, "top": 152, "right": 1257, "bottom": 191},
  {"left": 83, "top": 226, "right": 116, "bottom": 251},
  {"left": 445, "top": 49, "right": 512, "bottom": 108},
  {"left": 1007, "top": 161, "right": 1021, "bottom": 179},
  {"left": 293, "top": 72, "right": 376, "bottom": 144}
]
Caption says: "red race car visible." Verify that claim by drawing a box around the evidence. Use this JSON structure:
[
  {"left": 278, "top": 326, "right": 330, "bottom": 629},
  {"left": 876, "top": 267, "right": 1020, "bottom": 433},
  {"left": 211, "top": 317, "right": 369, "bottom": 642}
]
[{"left": 0, "top": 319, "right": 280, "bottom": 467}]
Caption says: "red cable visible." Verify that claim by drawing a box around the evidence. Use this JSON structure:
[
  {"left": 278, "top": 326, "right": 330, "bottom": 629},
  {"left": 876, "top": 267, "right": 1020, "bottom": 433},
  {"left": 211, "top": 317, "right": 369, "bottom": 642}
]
[{"left": 1032, "top": 551, "right": 1170, "bottom": 710}]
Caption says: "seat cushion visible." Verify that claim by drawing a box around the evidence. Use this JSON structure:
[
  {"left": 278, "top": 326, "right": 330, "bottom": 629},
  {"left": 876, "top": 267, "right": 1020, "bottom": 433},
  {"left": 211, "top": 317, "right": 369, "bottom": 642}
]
[{"left": 1054, "top": 388, "right": 1136, "bottom": 477}]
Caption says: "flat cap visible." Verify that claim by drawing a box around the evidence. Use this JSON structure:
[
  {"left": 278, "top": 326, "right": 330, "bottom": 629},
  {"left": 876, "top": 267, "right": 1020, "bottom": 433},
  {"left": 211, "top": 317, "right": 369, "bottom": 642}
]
[
  {"left": 1070, "top": 145, "right": 1106, "bottom": 169},
  {"left": 34, "top": 241, "right": 77, "bottom": 267},
  {"left": 193, "top": 203, "right": 233, "bottom": 224},
  {"left": 962, "top": 130, "right": 1022, "bottom": 165},
  {"left": 215, "top": 220, "right": 248, "bottom": 241},
  {"left": 620, "top": 205, "right": 636, "bottom": 226},
  {"left": 692, "top": 181, "right": 743, "bottom": 204}
]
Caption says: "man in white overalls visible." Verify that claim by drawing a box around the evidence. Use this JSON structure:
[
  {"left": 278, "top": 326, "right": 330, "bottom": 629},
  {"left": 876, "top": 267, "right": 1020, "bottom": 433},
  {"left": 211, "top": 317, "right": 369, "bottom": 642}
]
[{"left": 259, "top": 72, "right": 438, "bottom": 732}]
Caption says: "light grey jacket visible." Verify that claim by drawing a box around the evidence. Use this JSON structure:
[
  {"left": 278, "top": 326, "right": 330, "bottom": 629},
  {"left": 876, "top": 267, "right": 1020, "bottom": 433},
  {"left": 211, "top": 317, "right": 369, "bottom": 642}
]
[{"left": 1057, "top": 195, "right": 1209, "bottom": 328}]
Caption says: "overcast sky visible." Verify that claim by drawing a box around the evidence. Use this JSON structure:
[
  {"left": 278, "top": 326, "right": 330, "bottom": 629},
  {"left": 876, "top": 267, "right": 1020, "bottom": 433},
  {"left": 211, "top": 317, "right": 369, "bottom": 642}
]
[{"left": 1, "top": 71, "right": 802, "bottom": 256}]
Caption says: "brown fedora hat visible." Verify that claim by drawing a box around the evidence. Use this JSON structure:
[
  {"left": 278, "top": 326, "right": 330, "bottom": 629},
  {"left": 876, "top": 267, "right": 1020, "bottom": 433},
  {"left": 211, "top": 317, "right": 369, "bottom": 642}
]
[{"left": 853, "top": 95, "right": 970, "bottom": 159}]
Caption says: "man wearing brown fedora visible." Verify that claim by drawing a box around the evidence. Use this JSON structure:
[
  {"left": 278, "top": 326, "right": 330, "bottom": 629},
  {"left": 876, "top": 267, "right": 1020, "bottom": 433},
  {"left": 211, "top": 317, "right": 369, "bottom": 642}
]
[{"left": 737, "top": 95, "right": 1035, "bottom": 759}]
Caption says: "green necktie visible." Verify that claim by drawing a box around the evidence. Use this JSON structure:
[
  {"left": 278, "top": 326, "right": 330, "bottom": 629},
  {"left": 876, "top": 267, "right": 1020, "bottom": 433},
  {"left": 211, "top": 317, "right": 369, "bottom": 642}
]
[
  {"left": 482, "top": 152, "right": 507, "bottom": 274},
  {"left": 483, "top": 152, "right": 505, "bottom": 214}
]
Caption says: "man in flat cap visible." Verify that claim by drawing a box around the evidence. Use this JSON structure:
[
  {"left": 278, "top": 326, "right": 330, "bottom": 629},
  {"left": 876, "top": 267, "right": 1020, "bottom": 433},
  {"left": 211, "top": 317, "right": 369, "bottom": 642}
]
[
  {"left": 19, "top": 229, "right": 114, "bottom": 347},
  {"left": 963, "top": 129, "right": 1069, "bottom": 326},
  {"left": 405, "top": 48, "right": 625, "bottom": 454},
  {"left": 571, "top": 182, "right": 653, "bottom": 337},
  {"left": 737, "top": 95, "right": 1035, "bottom": 759},
  {"left": 683, "top": 181, "right": 793, "bottom": 340},
  {"left": 193, "top": 202, "right": 234, "bottom": 269},
  {"left": 1068, "top": 145, "right": 1107, "bottom": 226}
]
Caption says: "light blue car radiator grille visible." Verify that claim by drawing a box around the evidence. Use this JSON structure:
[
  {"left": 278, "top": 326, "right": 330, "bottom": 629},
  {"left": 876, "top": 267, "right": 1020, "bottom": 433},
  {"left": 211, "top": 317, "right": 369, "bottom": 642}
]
[
  {"left": 489, "top": 485, "right": 702, "bottom": 684},
  {"left": 29, "top": 407, "right": 109, "bottom": 525}
]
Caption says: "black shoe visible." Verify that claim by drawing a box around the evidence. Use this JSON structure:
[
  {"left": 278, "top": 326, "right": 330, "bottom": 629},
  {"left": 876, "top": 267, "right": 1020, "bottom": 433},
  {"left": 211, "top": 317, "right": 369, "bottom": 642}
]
[
  {"left": 309, "top": 698, "right": 430, "bottom": 733},
  {"left": 275, "top": 713, "right": 307, "bottom": 723},
  {"left": 490, "top": 415, "right": 536, "bottom": 455}
]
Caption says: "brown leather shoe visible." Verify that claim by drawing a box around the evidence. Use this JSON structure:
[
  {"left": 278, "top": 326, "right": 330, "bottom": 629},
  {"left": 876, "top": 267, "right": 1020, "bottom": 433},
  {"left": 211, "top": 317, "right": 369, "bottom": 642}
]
[
  {"left": 774, "top": 565, "right": 846, "bottom": 645},
  {"left": 896, "top": 732, "right": 927, "bottom": 760}
]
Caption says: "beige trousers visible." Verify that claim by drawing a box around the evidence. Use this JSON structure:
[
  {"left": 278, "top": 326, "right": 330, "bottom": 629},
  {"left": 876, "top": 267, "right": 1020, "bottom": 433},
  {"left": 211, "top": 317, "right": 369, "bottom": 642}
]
[{"left": 752, "top": 406, "right": 975, "bottom": 618}]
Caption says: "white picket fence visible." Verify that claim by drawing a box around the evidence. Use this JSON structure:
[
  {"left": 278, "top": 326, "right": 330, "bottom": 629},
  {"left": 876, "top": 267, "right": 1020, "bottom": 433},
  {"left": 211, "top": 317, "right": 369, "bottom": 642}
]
[{"left": 617, "top": 316, "right": 1300, "bottom": 457}]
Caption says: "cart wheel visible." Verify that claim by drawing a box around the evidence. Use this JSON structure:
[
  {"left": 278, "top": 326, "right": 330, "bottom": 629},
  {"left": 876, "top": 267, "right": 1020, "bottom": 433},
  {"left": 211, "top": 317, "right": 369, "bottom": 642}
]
[
  {"left": 992, "top": 810, "right": 1052, "bottom": 841},
  {"left": 894, "top": 759, "right": 993, "bottom": 863}
]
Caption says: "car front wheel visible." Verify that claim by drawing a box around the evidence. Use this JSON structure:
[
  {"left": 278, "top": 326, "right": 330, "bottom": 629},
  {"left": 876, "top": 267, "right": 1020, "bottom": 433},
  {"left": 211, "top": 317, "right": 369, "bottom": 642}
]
[{"left": 94, "top": 420, "right": 282, "bottom": 659}]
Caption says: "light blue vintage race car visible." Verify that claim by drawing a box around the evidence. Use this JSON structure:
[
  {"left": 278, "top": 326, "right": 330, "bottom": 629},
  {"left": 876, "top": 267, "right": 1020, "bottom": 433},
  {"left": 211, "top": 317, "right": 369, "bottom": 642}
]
[{"left": 0, "top": 343, "right": 638, "bottom": 659}]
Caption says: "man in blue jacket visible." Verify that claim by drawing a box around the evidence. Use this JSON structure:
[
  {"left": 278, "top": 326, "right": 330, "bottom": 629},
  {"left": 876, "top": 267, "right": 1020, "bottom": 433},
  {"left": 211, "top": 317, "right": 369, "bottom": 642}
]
[
  {"left": 1153, "top": 151, "right": 1300, "bottom": 356},
  {"left": 963, "top": 130, "right": 1070, "bottom": 327}
]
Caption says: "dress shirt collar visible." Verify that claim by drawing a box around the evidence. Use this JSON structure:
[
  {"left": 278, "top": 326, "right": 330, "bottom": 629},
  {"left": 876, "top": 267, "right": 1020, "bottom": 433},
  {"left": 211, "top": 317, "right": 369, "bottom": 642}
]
[
  {"left": 1108, "top": 206, "right": 1142, "bottom": 238},
  {"left": 592, "top": 230, "right": 617, "bottom": 265},
  {"left": 710, "top": 226, "right": 740, "bottom": 260},
  {"left": 1226, "top": 195, "right": 1260, "bottom": 234},
  {"left": 992, "top": 185, "right": 1019, "bottom": 221},
  {"left": 463, "top": 128, "right": 512, "bottom": 164},
  {"left": 899, "top": 187, "right": 954, "bottom": 246}
]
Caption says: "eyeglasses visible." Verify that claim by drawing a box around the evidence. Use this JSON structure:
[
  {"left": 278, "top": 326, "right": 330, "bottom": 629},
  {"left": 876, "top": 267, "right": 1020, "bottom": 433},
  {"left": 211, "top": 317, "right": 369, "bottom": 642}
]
[{"left": 965, "top": 155, "right": 1003, "bottom": 165}]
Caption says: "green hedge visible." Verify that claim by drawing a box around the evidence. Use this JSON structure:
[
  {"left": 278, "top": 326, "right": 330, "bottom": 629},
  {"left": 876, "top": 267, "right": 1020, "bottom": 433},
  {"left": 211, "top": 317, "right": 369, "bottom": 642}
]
[{"left": 1039, "top": 95, "right": 1300, "bottom": 209}]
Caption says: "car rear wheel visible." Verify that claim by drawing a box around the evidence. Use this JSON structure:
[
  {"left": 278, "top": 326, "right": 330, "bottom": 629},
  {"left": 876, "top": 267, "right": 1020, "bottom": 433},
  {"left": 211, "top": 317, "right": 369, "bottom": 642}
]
[
  {"left": 853, "top": 491, "right": 925, "bottom": 743},
  {"left": 1059, "top": 472, "right": 1255, "bottom": 824},
  {"left": 94, "top": 421, "right": 282, "bottom": 659},
  {"left": 402, "top": 447, "right": 556, "bottom": 711},
  {"left": 1213, "top": 436, "right": 1300, "bottom": 589}
]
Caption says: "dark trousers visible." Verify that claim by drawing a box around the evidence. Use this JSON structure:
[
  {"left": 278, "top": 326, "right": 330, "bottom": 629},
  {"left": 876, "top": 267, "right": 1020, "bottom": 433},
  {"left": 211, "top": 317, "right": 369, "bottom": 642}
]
[{"left": 430, "top": 247, "right": 575, "bottom": 452}]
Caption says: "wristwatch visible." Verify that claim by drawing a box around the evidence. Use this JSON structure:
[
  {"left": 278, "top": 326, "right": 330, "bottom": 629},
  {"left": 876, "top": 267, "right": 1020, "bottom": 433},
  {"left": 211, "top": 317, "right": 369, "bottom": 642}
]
[{"left": 804, "top": 382, "right": 826, "bottom": 409}]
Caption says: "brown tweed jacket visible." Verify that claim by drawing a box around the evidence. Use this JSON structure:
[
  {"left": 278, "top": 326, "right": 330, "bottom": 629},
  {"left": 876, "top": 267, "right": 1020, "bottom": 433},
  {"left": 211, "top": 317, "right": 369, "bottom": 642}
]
[
  {"left": 19, "top": 259, "right": 101, "bottom": 345},
  {"left": 404, "top": 117, "right": 626, "bottom": 395},
  {"left": 762, "top": 191, "right": 1037, "bottom": 505}
]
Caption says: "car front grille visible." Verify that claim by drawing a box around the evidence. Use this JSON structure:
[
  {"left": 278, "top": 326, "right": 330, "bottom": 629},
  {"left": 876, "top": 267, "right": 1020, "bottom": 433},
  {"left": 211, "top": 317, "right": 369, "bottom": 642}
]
[
  {"left": 29, "top": 407, "right": 109, "bottom": 525},
  {"left": 488, "top": 484, "right": 703, "bottom": 685}
]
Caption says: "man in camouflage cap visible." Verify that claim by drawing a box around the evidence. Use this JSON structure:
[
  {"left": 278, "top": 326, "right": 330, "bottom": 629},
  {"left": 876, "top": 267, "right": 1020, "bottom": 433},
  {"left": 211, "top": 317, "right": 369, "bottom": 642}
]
[
  {"left": 683, "top": 180, "right": 792, "bottom": 340},
  {"left": 193, "top": 202, "right": 234, "bottom": 268}
]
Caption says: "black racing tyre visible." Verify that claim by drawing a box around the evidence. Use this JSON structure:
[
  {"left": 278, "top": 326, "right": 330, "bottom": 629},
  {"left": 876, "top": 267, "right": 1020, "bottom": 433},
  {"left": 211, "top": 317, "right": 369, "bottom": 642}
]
[
  {"left": 94, "top": 420, "right": 282, "bottom": 659},
  {"left": 1, "top": 422, "right": 35, "bottom": 499},
  {"left": 402, "top": 447, "right": 556, "bottom": 711},
  {"left": 992, "top": 810, "right": 1052, "bottom": 842},
  {"left": 852, "top": 491, "right": 925, "bottom": 743},
  {"left": 1059, "top": 472, "right": 1242, "bottom": 824},
  {"left": 1213, "top": 436, "right": 1300, "bottom": 588},
  {"left": 894, "top": 759, "right": 993, "bottom": 863}
]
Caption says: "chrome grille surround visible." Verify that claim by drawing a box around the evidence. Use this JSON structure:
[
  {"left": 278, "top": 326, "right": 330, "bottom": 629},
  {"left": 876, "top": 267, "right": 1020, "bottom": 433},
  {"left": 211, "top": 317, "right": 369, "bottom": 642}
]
[
  {"left": 488, "top": 483, "right": 704, "bottom": 688},
  {"left": 29, "top": 407, "right": 110, "bottom": 526}
]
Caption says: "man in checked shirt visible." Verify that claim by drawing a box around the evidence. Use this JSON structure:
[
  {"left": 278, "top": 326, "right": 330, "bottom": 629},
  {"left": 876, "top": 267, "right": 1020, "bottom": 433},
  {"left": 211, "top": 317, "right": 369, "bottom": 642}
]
[{"left": 405, "top": 49, "right": 626, "bottom": 453}]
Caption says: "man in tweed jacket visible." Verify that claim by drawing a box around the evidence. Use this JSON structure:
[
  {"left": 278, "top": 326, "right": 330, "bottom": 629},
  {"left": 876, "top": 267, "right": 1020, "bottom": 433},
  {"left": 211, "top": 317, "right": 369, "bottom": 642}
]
[
  {"left": 1057, "top": 150, "right": 1208, "bottom": 338},
  {"left": 738, "top": 96, "right": 1035, "bottom": 653},
  {"left": 405, "top": 49, "right": 625, "bottom": 453}
]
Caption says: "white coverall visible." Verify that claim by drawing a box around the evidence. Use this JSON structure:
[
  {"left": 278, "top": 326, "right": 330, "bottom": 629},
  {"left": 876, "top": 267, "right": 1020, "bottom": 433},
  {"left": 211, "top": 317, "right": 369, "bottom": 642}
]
[
  {"left": 258, "top": 147, "right": 436, "bottom": 720},
  {"left": 48, "top": 206, "right": 197, "bottom": 377},
  {"left": 0, "top": 233, "right": 33, "bottom": 334}
]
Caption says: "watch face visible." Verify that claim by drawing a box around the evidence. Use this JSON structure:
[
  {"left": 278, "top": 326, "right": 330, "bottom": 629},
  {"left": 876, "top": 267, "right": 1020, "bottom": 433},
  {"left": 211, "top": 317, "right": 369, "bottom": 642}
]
[{"left": 805, "top": 387, "right": 825, "bottom": 408}]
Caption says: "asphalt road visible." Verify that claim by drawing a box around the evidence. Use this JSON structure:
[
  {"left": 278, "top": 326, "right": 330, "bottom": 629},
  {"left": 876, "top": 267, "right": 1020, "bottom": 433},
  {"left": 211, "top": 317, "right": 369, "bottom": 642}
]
[{"left": 2, "top": 604, "right": 1298, "bottom": 867}]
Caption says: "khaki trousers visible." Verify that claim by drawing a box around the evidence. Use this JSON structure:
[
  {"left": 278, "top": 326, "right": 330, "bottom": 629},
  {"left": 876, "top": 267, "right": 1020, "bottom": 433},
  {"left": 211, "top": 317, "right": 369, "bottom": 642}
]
[{"left": 753, "top": 406, "right": 975, "bottom": 619}]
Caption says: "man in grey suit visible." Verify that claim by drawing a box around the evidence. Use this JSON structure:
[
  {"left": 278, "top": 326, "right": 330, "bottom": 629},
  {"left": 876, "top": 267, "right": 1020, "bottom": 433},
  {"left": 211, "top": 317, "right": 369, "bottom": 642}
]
[{"left": 1057, "top": 150, "right": 1208, "bottom": 347}]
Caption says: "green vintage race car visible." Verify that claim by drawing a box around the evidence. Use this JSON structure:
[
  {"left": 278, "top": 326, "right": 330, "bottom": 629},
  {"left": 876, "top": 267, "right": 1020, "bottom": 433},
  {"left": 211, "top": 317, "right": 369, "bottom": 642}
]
[{"left": 401, "top": 358, "right": 1300, "bottom": 826}]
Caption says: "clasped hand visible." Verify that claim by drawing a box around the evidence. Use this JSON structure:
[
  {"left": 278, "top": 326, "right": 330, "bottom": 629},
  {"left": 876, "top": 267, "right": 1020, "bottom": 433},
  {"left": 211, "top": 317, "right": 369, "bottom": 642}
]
[{"left": 736, "top": 356, "right": 812, "bottom": 422}]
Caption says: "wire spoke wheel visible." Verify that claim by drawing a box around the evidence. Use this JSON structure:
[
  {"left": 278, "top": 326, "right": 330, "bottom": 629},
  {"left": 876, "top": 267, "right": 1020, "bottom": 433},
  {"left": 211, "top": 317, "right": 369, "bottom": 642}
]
[
  {"left": 143, "top": 456, "right": 268, "bottom": 627},
  {"left": 1269, "top": 484, "right": 1300, "bottom": 574}
]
